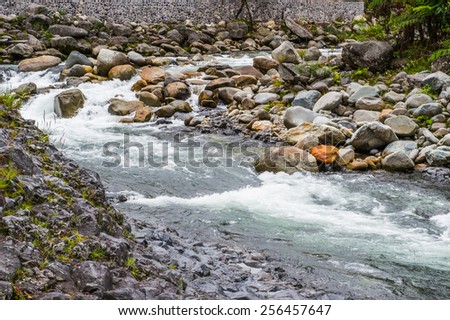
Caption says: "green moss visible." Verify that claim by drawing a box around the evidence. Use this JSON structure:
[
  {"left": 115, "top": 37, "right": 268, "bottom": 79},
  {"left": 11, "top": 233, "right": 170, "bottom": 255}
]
[
  {"left": 90, "top": 247, "right": 107, "bottom": 260},
  {"left": 416, "top": 115, "right": 433, "bottom": 127},
  {"left": 351, "top": 67, "right": 370, "bottom": 81}
]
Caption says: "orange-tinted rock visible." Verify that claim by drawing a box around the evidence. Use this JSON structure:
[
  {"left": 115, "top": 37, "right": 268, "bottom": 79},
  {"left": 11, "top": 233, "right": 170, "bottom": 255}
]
[
  {"left": 310, "top": 145, "right": 339, "bottom": 164},
  {"left": 140, "top": 66, "right": 165, "bottom": 84},
  {"left": 108, "top": 64, "right": 136, "bottom": 80},
  {"left": 131, "top": 79, "right": 147, "bottom": 91},
  {"left": 133, "top": 106, "right": 152, "bottom": 122}
]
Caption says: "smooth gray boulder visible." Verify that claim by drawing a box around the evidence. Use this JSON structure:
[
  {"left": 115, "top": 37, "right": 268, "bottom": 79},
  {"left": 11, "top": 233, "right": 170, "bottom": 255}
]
[
  {"left": 272, "top": 41, "right": 302, "bottom": 64},
  {"left": 348, "top": 86, "right": 379, "bottom": 104},
  {"left": 313, "top": 92, "right": 342, "bottom": 112},
  {"left": 292, "top": 90, "right": 321, "bottom": 110},
  {"left": 382, "top": 140, "right": 417, "bottom": 157},
  {"left": 65, "top": 51, "right": 93, "bottom": 69},
  {"left": 384, "top": 115, "right": 419, "bottom": 137},
  {"left": 350, "top": 122, "right": 399, "bottom": 152},
  {"left": 382, "top": 151, "right": 415, "bottom": 172},
  {"left": 342, "top": 41, "right": 394, "bottom": 72},
  {"left": 285, "top": 18, "right": 313, "bottom": 40},
  {"left": 421, "top": 71, "right": 450, "bottom": 92},
  {"left": 284, "top": 106, "right": 318, "bottom": 129}
]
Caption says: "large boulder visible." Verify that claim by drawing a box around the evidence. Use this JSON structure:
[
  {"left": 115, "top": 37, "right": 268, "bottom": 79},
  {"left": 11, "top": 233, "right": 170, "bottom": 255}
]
[
  {"left": 426, "top": 147, "right": 450, "bottom": 166},
  {"left": 421, "top": 71, "right": 450, "bottom": 92},
  {"left": 353, "top": 110, "right": 380, "bottom": 123},
  {"left": 108, "top": 64, "right": 137, "bottom": 80},
  {"left": 226, "top": 21, "right": 248, "bottom": 40},
  {"left": 7, "top": 43, "right": 34, "bottom": 59},
  {"left": 254, "top": 93, "right": 279, "bottom": 105},
  {"left": 254, "top": 146, "right": 319, "bottom": 174},
  {"left": 205, "top": 78, "right": 235, "bottom": 91},
  {"left": 272, "top": 41, "right": 302, "bottom": 64},
  {"left": 253, "top": 56, "right": 279, "bottom": 73},
  {"left": 108, "top": 99, "right": 144, "bottom": 115},
  {"left": 405, "top": 94, "right": 433, "bottom": 109},
  {"left": 284, "top": 106, "right": 318, "bottom": 129},
  {"left": 350, "top": 122, "right": 399, "bottom": 152},
  {"left": 384, "top": 115, "right": 418, "bottom": 137},
  {"left": 18, "top": 55, "right": 61, "bottom": 72},
  {"left": 382, "top": 151, "right": 415, "bottom": 172},
  {"left": 49, "top": 24, "right": 88, "bottom": 38},
  {"left": 49, "top": 36, "right": 81, "bottom": 55},
  {"left": 292, "top": 90, "right": 321, "bottom": 110},
  {"left": 342, "top": 41, "right": 394, "bottom": 72},
  {"left": 348, "top": 86, "right": 379, "bottom": 104},
  {"left": 137, "top": 92, "right": 161, "bottom": 107},
  {"left": 164, "top": 82, "right": 190, "bottom": 100},
  {"left": 54, "top": 89, "right": 86, "bottom": 118},
  {"left": 382, "top": 140, "right": 417, "bottom": 158},
  {"left": 313, "top": 92, "right": 342, "bottom": 113},
  {"left": 284, "top": 18, "right": 313, "bottom": 40},
  {"left": 355, "top": 96, "right": 385, "bottom": 111},
  {"left": 140, "top": 67, "right": 165, "bottom": 84},
  {"left": 413, "top": 103, "right": 443, "bottom": 118},
  {"left": 97, "top": 49, "right": 129, "bottom": 77}
]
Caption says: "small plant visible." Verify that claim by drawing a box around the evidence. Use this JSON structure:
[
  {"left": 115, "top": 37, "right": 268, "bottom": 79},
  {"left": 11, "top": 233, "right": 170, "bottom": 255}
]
[
  {"left": 418, "top": 84, "right": 437, "bottom": 98},
  {"left": 125, "top": 257, "right": 136, "bottom": 268},
  {"left": 351, "top": 67, "right": 370, "bottom": 81},
  {"left": 90, "top": 247, "right": 107, "bottom": 260},
  {"left": 416, "top": 115, "right": 433, "bottom": 127},
  {"left": 272, "top": 79, "right": 284, "bottom": 87},
  {"left": 0, "top": 164, "right": 18, "bottom": 190}
]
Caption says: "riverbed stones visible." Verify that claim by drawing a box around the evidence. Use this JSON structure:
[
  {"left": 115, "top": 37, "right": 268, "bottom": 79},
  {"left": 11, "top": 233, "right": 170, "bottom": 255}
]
[
  {"left": 353, "top": 110, "right": 380, "bottom": 123},
  {"left": 97, "top": 49, "right": 129, "bottom": 77},
  {"left": 198, "top": 90, "right": 218, "bottom": 108},
  {"left": 284, "top": 106, "right": 318, "bottom": 129},
  {"left": 426, "top": 147, "right": 450, "bottom": 166},
  {"left": 133, "top": 107, "right": 152, "bottom": 122},
  {"left": 205, "top": 78, "right": 235, "bottom": 91},
  {"left": 108, "top": 64, "right": 137, "bottom": 80},
  {"left": 252, "top": 120, "right": 272, "bottom": 131},
  {"left": 140, "top": 67, "right": 165, "bottom": 84},
  {"left": 108, "top": 99, "right": 144, "bottom": 115},
  {"left": 164, "top": 82, "right": 190, "bottom": 100},
  {"left": 253, "top": 56, "right": 279, "bottom": 73},
  {"left": 137, "top": 92, "right": 161, "bottom": 107},
  {"left": 272, "top": 41, "right": 302, "bottom": 64},
  {"left": 254, "top": 146, "right": 319, "bottom": 174},
  {"left": 54, "top": 89, "right": 86, "bottom": 118},
  {"left": 382, "top": 140, "right": 417, "bottom": 157},
  {"left": 342, "top": 41, "right": 394, "bottom": 72},
  {"left": 313, "top": 92, "right": 342, "bottom": 112},
  {"left": 18, "top": 55, "right": 61, "bottom": 72},
  {"left": 310, "top": 145, "right": 339, "bottom": 164},
  {"left": 384, "top": 115, "right": 419, "bottom": 137},
  {"left": 382, "top": 151, "right": 415, "bottom": 172},
  {"left": 350, "top": 122, "right": 399, "bottom": 152},
  {"left": 348, "top": 86, "right": 379, "bottom": 104},
  {"left": 292, "top": 90, "right": 321, "bottom": 110},
  {"left": 336, "top": 148, "right": 355, "bottom": 166},
  {"left": 127, "top": 51, "right": 146, "bottom": 67},
  {"left": 405, "top": 94, "right": 433, "bottom": 109},
  {"left": 355, "top": 96, "right": 385, "bottom": 111},
  {"left": 254, "top": 93, "right": 279, "bottom": 105},
  {"left": 384, "top": 91, "right": 405, "bottom": 104},
  {"left": 285, "top": 123, "right": 346, "bottom": 146},
  {"left": 413, "top": 103, "right": 443, "bottom": 118}
]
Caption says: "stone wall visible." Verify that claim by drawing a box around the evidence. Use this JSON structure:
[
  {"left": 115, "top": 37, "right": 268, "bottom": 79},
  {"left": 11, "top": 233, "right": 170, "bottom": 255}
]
[{"left": 0, "top": 0, "right": 364, "bottom": 23}]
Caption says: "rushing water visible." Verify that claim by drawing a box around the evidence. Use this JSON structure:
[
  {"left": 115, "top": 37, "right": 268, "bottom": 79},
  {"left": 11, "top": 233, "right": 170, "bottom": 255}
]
[{"left": 3, "top": 53, "right": 450, "bottom": 299}]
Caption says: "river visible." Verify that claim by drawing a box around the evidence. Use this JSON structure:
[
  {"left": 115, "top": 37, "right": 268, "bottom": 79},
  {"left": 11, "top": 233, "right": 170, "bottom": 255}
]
[{"left": 3, "top": 53, "right": 450, "bottom": 299}]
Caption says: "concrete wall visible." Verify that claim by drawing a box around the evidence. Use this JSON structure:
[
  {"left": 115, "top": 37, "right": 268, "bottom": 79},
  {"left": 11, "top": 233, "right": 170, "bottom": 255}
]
[{"left": 0, "top": 0, "right": 364, "bottom": 23}]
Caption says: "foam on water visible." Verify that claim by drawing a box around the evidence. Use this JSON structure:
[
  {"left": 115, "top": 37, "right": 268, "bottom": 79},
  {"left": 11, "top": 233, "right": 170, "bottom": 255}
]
[{"left": 128, "top": 171, "right": 450, "bottom": 269}]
